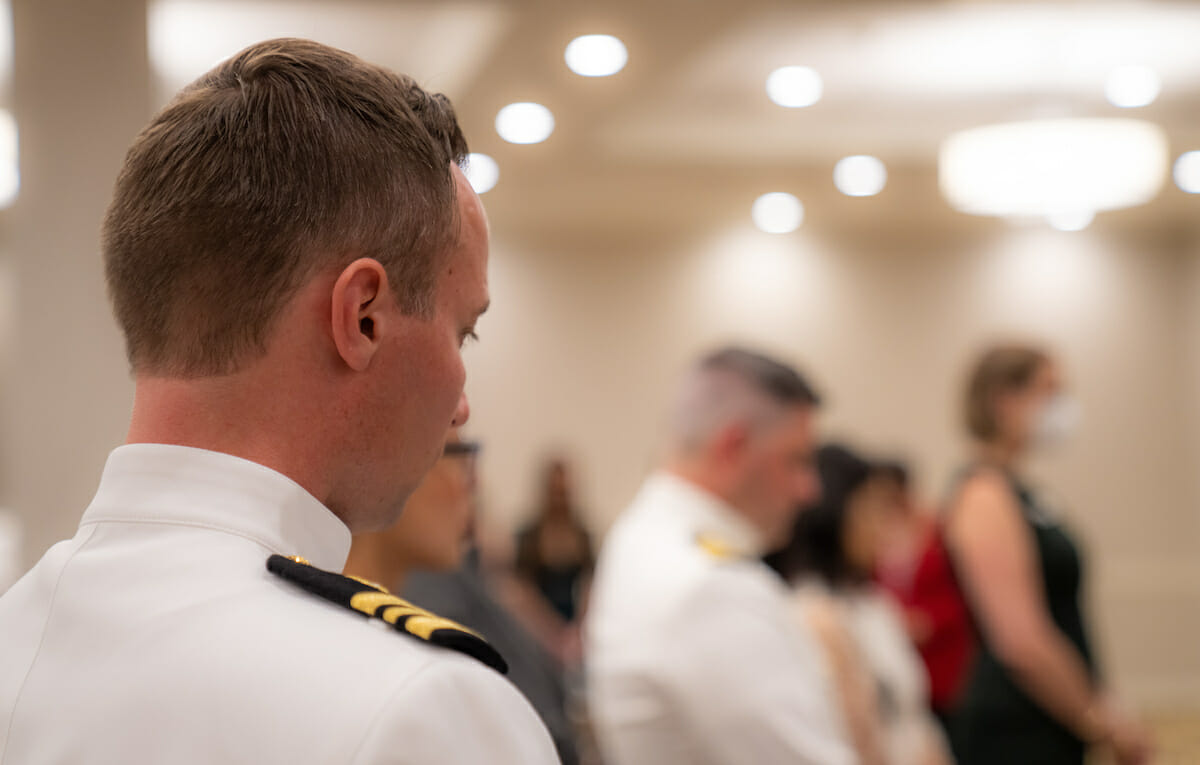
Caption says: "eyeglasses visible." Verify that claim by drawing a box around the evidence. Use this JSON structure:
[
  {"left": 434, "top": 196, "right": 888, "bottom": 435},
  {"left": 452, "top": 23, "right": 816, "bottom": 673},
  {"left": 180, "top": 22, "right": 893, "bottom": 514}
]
[{"left": 443, "top": 440, "right": 481, "bottom": 458}]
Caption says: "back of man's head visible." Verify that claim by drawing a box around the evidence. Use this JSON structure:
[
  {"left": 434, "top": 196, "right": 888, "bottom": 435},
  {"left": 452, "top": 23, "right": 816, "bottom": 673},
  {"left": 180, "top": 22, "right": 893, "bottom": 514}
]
[
  {"left": 102, "top": 38, "right": 468, "bottom": 377},
  {"left": 670, "top": 346, "right": 821, "bottom": 454},
  {"left": 666, "top": 347, "right": 823, "bottom": 546}
]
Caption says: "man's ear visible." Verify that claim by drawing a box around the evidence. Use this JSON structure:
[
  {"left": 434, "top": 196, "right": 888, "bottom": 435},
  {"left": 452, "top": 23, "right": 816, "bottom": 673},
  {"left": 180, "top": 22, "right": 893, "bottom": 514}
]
[
  {"left": 330, "top": 258, "right": 390, "bottom": 371},
  {"left": 712, "top": 421, "right": 752, "bottom": 464}
]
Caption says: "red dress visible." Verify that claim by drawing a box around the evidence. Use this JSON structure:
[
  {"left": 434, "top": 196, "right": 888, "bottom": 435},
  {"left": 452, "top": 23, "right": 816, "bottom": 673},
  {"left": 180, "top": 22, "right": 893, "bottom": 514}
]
[{"left": 877, "top": 525, "right": 974, "bottom": 713}]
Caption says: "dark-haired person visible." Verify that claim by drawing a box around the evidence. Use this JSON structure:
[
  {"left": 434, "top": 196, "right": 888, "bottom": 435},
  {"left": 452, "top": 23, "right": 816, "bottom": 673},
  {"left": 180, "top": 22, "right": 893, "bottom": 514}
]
[
  {"left": 0, "top": 39, "right": 556, "bottom": 763},
  {"left": 945, "top": 344, "right": 1149, "bottom": 765},
  {"left": 347, "top": 430, "right": 582, "bottom": 765},
  {"left": 770, "top": 445, "right": 952, "bottom": 765},
  {"left": 513, "top": 457, "right": 594, "bottom": 665},
  {"left": 345, "top": 429, "right": 480, "bottom": 595},
  {"left": 586, "top": 347, "right": 855, "bottom": 765}
]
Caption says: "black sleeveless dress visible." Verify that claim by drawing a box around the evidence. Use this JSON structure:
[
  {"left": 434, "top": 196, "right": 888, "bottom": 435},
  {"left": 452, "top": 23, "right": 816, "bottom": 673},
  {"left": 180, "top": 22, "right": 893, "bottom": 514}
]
[{"left": 949, "top": 471, "right": 1097, "bottom": 765}]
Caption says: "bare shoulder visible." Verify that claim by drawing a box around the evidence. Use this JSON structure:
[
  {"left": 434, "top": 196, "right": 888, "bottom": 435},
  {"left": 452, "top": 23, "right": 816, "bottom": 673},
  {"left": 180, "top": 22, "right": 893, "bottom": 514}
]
[
  {"left": 948, "top": 467, "right": 1022, "bottom": 536},
  {"left": 957, "top": 466, "right": 1015, "bottom": 506}
]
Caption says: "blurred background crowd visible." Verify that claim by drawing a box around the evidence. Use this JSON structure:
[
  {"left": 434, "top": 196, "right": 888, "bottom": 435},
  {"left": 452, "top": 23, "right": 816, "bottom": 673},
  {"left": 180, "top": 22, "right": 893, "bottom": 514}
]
[
  {"left": 341, "top": 342, "right": 1184, "bottom": 764},
  {"left": 0, "top": 0, "right": 1197, "bottom": 762}
]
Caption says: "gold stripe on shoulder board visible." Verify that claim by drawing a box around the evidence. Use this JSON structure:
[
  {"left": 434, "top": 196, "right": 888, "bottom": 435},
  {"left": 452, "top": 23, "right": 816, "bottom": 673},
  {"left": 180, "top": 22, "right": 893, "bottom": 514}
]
[
  {"left": 348, "top": 590, "right": 485, "bottom": 641},
  {"left": 695, "top": 533, "right": 747, "bottom": 561},
  {"left": 346, "top": 574, "right": 391, "bottom": 594},
  {"left": 265, "top": 553, "right": 506, "bottom": 673}
]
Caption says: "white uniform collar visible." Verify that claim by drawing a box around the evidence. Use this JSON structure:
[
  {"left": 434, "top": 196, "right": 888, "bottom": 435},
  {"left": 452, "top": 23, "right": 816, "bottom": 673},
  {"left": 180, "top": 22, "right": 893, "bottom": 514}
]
[
  {"left": 642, "top": 470, "right": 767, "bottom": 557},
  {"left": 80, "top": 443, "right": 352, "bottom": 571}
]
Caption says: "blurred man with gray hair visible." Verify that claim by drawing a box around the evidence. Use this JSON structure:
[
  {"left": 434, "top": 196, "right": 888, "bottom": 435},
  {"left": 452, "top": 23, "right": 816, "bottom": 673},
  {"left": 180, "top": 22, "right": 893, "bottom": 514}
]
[{"left": 585, "top": 346, "right": 856, "bottom": 765}]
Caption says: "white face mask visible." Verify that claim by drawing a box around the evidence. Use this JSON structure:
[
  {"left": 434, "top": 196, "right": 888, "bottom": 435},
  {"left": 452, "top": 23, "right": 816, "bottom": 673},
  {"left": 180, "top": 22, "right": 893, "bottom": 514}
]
[{"left": 1032, "top": 394, "right": 1082, "bottom": 450}]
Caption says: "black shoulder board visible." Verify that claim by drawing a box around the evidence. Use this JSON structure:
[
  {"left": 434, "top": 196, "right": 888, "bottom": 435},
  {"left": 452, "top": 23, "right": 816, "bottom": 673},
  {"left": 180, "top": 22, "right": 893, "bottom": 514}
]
[{"left": 267, "top": 554, "right": 508, "bottom": 674}]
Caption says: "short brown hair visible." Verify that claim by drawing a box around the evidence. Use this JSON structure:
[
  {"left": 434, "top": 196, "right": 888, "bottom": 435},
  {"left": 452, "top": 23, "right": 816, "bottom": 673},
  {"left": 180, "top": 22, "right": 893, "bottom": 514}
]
[
  {"left": 964, "top": 344, "right": 1051, "bottom": 441},
  {"left": 102, "top": 38, "right": 468, "bottom": 376}
]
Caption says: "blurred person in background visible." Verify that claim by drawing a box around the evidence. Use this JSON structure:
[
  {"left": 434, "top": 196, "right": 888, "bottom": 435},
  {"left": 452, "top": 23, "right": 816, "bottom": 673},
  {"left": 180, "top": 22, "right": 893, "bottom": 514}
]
[
  {"left": 344, "top": 428, "right": 478, "bottom": 597},
  {"left": 513, "top": 457, "right": 595, "bottom": 666},
  {"left": 945, "top": 344, "right": 1151, "bottom": 765},
  {"left": 347, "top": 431, "right": 581, "bottom": 765},
  {"left": 586, "top": 347, "right": 855, "bottom": 765},
  {"left": 871, "top": 462, "right": 926, "bottom": 595},
  {"left": 768, "top": 444, "right": 953, "bottom": 765},
  {"left": 873, "top": 462, "right": 974, "bottom": 731}
]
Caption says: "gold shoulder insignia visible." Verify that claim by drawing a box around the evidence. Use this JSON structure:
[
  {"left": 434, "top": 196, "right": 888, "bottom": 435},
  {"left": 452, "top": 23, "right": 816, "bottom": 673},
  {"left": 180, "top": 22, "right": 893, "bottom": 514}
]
[
  {"left": 267, "top": 554, "right": 507, "bottom": 674},
  {"left": 695, "top": 533, "right": 750, "bottom": 561}
]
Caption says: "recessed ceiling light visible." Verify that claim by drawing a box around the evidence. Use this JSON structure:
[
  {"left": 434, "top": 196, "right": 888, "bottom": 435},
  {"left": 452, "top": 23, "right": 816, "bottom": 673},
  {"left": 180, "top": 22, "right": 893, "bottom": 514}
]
[
  {"left": 752, "top": 193, "right": 804, "bottom": 233},
  {"left": 1046, "top": 210, "right": 1094, "bottom": 232},
  {"left": 1105, "top": 65, "right": 1161, "bottom": 108},
  {"left": 766, "top": 66, "right": 822, "bottom": 108},
  {"left": 495, "top": 102, "right": 555, "bottom": 145},
  {"left": 463, "top": 153, "right": 499, "bottom": 194},
  {"left": 1173, "top": 151, "right": 1200, "bottom": 193},
  {"left": 565, "top": 34, "right": 627, "bottom": 77},
  {"left": 834, "top": 155, "right": 887, "bottom": 197}
]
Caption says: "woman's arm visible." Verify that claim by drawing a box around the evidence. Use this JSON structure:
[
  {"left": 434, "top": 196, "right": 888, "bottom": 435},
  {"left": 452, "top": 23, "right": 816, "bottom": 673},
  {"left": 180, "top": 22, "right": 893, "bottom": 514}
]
[
  {"left": 804, "top": 594, "right": 888, "bottom": 765},
  {"left": 946, "top": 470, "right": 1118, "bottom": 745}
]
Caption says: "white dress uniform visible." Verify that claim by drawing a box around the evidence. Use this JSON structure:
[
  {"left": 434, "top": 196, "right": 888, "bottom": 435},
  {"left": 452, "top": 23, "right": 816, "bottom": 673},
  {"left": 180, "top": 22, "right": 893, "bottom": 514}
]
[
  {"left": 585, "top": 472, "right": 857, "bottom": 765},
  {"left": 0, "top": 444, "right": 559, "bottom": 764}
]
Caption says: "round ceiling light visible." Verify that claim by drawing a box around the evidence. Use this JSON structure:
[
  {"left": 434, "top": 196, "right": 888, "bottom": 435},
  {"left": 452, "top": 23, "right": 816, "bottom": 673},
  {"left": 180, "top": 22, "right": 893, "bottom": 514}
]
[
  {"left": 495, "top": 102, "right": 555, "bottom": 145},
  {"left": 1105, "top": 65, "right": 1161, "bottom": 109},
  {"left": 766, "top": 66, "right": 823, "bottom": 108},
  {"left": 752, "top": 192, "right": 804, "bottom": 233},
  {"left": 464, "top": 153, "right": 499, "bottom": 194},
  {"left": 1173, "top": 151, "right": 1200, "bottom": 193},
  {"left": 834, "top": 155, "right": 887, "bottom": 197},
  {"left": 565, "top": 34, "right": 627, "bottom": 77}
]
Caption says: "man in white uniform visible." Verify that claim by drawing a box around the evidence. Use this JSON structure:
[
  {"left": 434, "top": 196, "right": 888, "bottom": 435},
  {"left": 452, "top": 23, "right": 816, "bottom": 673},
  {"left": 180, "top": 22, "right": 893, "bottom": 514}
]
[
  {"left": 0, "top": 39, "right": 557, "bottom": 764},
  {"left": 586, "top": 347, "right": 857, "bottom": 765}
]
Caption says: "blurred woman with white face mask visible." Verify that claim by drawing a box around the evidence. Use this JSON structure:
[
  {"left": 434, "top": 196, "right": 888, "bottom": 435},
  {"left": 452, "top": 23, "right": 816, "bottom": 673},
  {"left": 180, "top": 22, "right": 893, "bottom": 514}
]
[{"left": 945, "top": 344, "right": 1150, "bottom": 765}]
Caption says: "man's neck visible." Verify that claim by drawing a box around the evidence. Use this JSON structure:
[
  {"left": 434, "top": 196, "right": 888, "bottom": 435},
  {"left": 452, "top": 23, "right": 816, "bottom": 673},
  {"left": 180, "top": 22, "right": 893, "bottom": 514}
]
[
  {"left": 127, "top": 373, "right": 336, "bottom": 510},
  {"left": 662, "top": 459, "right": 729, "bottom": 504},
  {"left": 660, "top": 459, "right": 768, "bottom": 555}
]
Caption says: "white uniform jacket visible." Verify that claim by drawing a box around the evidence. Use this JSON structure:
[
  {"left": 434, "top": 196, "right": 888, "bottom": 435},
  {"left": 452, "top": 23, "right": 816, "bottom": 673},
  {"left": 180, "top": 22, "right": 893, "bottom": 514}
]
[
  {"left": 585, "top": 472, "right": 856, "bottom": 765},
  {"left": 0, "top": 444, "right": 558, "bottom": 764}
]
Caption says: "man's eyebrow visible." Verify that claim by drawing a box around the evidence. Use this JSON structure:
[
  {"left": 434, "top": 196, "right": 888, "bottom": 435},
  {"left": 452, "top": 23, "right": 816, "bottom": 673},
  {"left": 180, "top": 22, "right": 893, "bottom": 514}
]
[{"left": 474, "top": 300, "right": 491, "bottom": 319}]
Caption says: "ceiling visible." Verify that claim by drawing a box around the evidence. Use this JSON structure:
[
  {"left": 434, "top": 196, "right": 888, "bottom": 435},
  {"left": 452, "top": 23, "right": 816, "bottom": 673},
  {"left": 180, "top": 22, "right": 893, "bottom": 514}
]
[{"left": 148, "top": 0, "right": 1200, "bottom": 240}]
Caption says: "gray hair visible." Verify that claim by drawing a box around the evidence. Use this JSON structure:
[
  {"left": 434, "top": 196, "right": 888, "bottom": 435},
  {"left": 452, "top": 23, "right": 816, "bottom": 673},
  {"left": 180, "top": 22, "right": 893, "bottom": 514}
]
[{"left": 669, "top": 347, "right": 821, "bottom": 452}]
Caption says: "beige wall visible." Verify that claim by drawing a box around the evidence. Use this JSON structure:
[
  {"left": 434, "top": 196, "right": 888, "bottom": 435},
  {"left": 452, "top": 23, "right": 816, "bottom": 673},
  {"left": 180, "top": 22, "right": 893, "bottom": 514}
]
[
  {"left": 466, "top": 221, "right": 1200, "bottom": 710},
  {"left": 1187, "top": 246, "right": 1200, "bottom": 530},
  {"left": 2, "top": 0, "right": 145, "bottom": 568}
]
